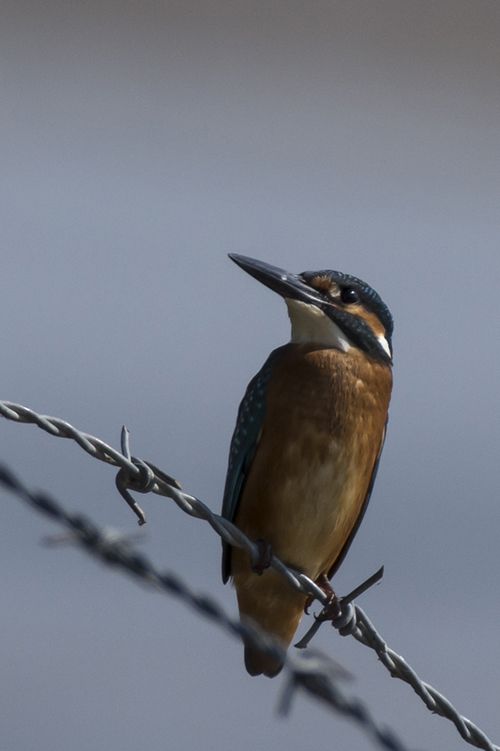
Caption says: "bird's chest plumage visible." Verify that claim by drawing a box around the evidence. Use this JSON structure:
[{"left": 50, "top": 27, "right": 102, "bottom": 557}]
[{"left": 233, "top": 344, "right": 392, "bottom": 579}]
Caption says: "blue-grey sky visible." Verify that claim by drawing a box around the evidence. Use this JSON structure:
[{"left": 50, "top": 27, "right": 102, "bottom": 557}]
[{"left": 1, "top": 2, "right": 500, "bottom": 749}]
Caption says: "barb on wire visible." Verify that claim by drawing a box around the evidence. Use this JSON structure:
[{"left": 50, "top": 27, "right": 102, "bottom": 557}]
[
  {"left": 0, "top": 463, "right": 414, "bottom": 751},
  {"left": 1, "top": 400, "right": 499, "bottom": 751},
  {"left": 0, "top": 401, "right": 328, "bottom": 602},
  {"left": 294, "top": 566, "right": 385, "bottom": 650}
]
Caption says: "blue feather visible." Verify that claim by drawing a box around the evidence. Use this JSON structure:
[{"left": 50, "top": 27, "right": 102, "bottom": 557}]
[{"left": 221, "top": 346, "right": 285, "bottom": 582}]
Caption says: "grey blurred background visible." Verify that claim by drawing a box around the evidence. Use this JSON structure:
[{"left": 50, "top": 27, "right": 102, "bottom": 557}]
[{"left": 1, "top": 1, "right": 499, "bottom": 749}]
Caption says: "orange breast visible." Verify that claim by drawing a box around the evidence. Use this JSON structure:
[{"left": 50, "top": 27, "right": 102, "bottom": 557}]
[{"left": 232, "top": 343, "right": 392, "bottom": 580}]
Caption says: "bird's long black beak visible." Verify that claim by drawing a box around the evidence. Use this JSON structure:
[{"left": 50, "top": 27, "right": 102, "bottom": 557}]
[{"left": 229, "top": 254, "right": 324, "bottom": 306}]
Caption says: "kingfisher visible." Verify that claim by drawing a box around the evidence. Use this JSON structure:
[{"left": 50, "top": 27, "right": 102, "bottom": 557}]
[{"left": 221, "top": 254, "right": 393, "bottom": 677}]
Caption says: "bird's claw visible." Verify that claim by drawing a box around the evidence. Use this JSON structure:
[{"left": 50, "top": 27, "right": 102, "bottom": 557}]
[
  {"left": 320, "top": 594, "right": 341, "bottom": 622},
  {"left": 250, "top": 539, "right": 273, "bottom": 575},
  {"left": 315, "top": 573, "right": 334, "bottom": 598},
  {"left": 303, "top": 573, "right": 336, "bottom": 615}
]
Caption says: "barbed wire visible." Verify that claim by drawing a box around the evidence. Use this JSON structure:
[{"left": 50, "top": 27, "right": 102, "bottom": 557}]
[
  {"left": 0, "top": 399, "right": 498, "bottom": 751},
  {"left": 0, "top": 462, "right": 413, "bottom": 751},
  {"left": 0, "top": 401, "right": 328, "bottom": 601}
]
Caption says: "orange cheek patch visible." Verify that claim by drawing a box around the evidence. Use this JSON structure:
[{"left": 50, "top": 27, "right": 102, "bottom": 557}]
[
  {"left": 310, "top": 275, "right": 336, "bottom": 294},
  {"left": 352, "top": 308, "right": 386, "bottom": 338}
]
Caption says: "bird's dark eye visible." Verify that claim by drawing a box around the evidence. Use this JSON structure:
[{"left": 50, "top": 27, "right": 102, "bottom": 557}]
[{"left": 341, "top": 286, "right": 359, "bottom": 304}]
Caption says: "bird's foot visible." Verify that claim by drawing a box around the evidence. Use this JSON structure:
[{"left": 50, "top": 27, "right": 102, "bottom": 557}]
[
  {"left": 320, "top": 594, "right": 341, "bottom": 621},
  {"left": 315, "top": 573, "right": 335, "bottom": 598},
  {"left": 304, "top": 574, "right": 339, "bottom": 616},
  {"left": 250, "top": 539, "right": 273, "bottom": 575}
]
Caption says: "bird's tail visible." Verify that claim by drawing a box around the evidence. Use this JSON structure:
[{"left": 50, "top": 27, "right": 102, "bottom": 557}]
[
  {"left": 236, "top": 574, "right": 306, "bottom": 678},
  {"left": 244, "top": 643, "right": 284, "bottom": 677}
]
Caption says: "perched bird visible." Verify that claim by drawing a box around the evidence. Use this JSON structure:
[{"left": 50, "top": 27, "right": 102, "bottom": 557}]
[{"left": 221, "top": 254, "right": 393, "bottom": 677}]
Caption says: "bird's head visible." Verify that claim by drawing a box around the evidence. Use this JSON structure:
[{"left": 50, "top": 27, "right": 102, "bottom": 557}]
[{"left": 229, "top": 254, "right": 393, "bottom": 364}]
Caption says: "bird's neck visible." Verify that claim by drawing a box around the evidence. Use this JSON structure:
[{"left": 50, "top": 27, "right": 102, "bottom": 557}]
[{"left": 285, "top": 298, "right": 351, "bottom": 351}]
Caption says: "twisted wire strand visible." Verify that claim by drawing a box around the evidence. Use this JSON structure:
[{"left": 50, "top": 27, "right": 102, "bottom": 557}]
[
  {"left": 0, "top": 401, "right": 327, "bottom": 602},
  {"left": 1, "top": 400, "right": 498, "bottom": 751},
  {"left": 0, "top": 462, "right": 414, "bottom": 751}
]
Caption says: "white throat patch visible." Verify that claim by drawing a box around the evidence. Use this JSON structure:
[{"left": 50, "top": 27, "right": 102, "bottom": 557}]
[
  {"left": 285, "top": 298, "right": 352, "bottom": 351},
  {"left": 377, "top": 334, "right": 392, "bottom": 358}
]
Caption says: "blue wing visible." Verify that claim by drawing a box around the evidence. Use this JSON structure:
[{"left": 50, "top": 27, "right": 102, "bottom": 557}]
[{"left": 221, "top": 346, "right": 285, "bottom": 583}]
